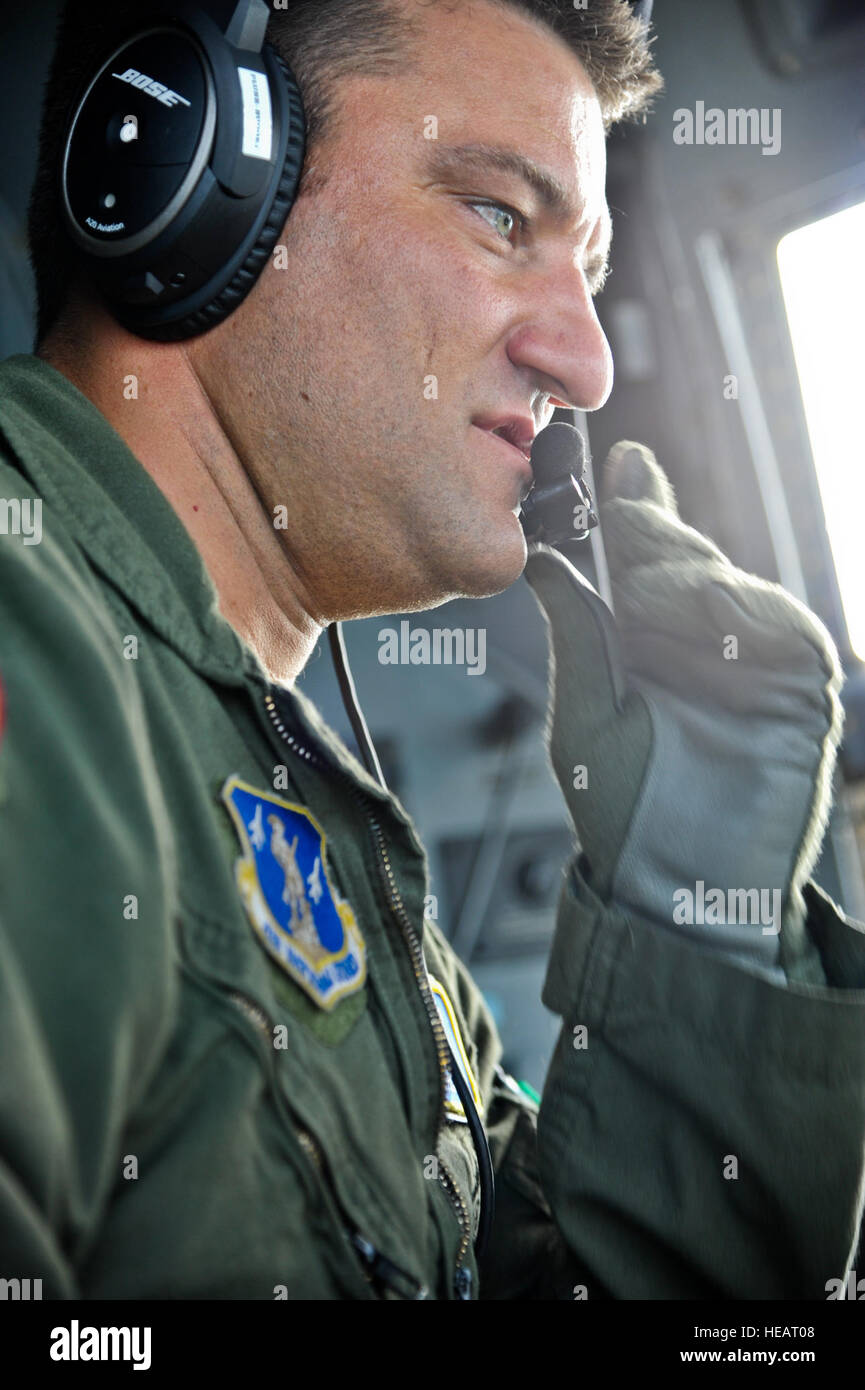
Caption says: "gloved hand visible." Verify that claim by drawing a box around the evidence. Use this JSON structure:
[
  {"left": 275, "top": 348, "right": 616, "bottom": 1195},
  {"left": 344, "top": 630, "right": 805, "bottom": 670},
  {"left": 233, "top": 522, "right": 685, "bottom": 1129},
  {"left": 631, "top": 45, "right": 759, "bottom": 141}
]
[{"left": 523, "top": 440, "right": 845, "bottom": 985}]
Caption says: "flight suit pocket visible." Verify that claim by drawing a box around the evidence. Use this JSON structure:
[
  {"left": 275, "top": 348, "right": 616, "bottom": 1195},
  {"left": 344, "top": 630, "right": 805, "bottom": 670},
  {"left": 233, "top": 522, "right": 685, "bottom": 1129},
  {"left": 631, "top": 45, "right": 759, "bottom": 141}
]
[{"left": 176, "top": 913, "right": 431, "bottom": 1299}]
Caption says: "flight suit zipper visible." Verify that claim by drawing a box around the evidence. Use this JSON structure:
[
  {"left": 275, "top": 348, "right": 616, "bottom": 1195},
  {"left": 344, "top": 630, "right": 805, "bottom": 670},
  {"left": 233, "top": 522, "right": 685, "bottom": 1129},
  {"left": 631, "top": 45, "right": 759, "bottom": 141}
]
[{"left": 261, "top": 689, "right": 474, "bottom": 1298}]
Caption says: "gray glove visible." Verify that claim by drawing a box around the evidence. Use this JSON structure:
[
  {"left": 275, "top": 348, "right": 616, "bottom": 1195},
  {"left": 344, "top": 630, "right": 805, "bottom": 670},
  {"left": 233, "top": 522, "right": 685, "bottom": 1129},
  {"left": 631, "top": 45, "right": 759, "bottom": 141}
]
[{"left": 524, "top": 440, "right": 845, "bottom": 985}]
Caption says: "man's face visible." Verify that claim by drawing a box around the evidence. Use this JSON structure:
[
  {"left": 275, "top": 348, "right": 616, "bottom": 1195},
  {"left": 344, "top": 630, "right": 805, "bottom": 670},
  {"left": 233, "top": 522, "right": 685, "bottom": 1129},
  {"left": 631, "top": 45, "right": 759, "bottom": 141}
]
[{"left": 191, "top": 0, "right": 613, "bottom": 621}]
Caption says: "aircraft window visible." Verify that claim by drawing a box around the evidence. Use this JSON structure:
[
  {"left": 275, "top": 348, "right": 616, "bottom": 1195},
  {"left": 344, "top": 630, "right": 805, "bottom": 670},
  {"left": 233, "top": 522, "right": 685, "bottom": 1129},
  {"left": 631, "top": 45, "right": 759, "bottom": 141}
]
[{"left": 777, "top": 200, "right": 865, "bottom": 659}]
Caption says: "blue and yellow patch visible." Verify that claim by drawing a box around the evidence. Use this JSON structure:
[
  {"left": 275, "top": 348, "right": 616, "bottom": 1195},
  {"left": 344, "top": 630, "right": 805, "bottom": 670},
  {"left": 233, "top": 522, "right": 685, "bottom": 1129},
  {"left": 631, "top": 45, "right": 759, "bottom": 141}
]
[{"left": 221, "top": 775, "right": 366, "bottom": 1011}]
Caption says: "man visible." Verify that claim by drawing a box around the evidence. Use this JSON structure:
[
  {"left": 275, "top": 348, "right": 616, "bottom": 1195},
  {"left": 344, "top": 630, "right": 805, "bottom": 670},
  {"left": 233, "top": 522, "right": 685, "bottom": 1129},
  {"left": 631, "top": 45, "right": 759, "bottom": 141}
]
[{"left": 0, "top": 0, "right": 863, "bottom": 1301}]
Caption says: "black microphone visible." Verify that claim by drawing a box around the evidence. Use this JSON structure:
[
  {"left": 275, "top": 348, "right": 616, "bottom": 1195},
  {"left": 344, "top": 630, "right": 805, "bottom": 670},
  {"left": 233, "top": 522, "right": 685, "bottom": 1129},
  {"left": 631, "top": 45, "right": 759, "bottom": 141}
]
[{"left": 519, "top": 421, "right": 599, "bottom": 548}]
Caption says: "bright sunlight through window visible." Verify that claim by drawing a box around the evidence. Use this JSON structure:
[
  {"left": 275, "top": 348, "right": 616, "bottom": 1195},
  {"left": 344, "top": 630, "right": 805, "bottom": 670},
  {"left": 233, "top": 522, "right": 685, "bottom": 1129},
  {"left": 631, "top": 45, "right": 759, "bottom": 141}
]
[{"left": 777, "top": 200, "right": 865, "bottom": 660}]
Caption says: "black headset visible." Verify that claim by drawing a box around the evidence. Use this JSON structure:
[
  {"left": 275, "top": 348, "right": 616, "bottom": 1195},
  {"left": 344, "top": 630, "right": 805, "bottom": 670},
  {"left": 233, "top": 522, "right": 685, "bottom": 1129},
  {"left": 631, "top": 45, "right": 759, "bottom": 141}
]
[{"left": 60, "top": 0, "right": 304, "bottom": 341}]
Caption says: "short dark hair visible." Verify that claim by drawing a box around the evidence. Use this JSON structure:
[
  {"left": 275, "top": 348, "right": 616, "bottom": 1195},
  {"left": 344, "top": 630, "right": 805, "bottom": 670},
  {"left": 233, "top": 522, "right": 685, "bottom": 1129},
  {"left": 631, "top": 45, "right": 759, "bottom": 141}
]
[{"left": 27, "top": 0, "right": 662, "bottom": 349}]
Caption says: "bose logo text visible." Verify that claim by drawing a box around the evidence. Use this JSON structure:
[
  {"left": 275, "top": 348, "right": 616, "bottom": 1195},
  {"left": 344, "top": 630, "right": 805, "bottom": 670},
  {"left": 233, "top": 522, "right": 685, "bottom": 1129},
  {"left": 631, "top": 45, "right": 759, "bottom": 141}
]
[{"left": 112, "top": 68, "right": 191, "bottom": 108}]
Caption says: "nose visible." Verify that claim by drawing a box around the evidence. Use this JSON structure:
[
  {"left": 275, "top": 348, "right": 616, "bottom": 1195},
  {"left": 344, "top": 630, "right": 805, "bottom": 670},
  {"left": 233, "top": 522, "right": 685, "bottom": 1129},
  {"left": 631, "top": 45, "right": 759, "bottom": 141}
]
[{"left": 505, "top": 261, "right": 614, "bottom": 416}]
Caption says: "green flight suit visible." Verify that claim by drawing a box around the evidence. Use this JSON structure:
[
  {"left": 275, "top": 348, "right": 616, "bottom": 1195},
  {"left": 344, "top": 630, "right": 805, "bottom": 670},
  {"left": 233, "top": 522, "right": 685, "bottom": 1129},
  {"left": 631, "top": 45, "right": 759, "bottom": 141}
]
[{"left": 0, "top": 353, "right": 864, "bottom": 1300}]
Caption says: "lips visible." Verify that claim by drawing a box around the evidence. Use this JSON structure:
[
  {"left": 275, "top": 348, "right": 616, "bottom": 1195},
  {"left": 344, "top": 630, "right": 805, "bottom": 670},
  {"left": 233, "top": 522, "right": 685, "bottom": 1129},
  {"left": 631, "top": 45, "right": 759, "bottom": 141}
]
[
  {"left": 472, "top": 424, "right": 535, "bottom": 507},
  {"left": 472, "top": 411, "right": 537, "bottom": 462}
]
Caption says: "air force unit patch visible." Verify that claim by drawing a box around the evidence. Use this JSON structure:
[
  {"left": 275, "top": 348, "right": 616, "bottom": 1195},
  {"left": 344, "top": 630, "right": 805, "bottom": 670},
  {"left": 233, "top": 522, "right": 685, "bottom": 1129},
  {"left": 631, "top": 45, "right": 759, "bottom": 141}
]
[{"left": 221, "top": 776, "right": 366, "bottom": 1010}]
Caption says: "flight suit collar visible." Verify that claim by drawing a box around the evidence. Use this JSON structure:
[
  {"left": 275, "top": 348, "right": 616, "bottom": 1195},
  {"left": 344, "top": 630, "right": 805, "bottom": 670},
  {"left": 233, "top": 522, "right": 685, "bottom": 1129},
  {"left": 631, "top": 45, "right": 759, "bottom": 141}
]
[{"left": 0, "top": 353, "right": 251, "bottom": 686}]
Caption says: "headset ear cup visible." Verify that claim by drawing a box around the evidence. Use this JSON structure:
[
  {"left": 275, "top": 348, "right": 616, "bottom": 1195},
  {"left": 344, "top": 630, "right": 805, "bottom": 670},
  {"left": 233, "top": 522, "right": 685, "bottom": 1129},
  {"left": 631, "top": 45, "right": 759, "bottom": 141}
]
[{"left": 151, "top": 49, "right": 305, "bottom": 342}]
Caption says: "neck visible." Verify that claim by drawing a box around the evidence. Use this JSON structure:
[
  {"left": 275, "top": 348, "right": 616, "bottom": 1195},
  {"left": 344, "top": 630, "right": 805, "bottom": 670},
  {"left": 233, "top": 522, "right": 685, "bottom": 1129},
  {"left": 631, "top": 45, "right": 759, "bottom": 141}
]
[{"left": 39, "top": 299, "right": 323, "bottom": 685}]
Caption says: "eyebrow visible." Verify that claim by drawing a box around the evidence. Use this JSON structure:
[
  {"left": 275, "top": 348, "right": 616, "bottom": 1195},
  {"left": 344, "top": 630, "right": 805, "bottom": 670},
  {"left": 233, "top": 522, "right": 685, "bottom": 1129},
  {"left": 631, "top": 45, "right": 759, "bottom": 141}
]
[{"left": 422, "top": 141, "right": 613, "bottom": 288}]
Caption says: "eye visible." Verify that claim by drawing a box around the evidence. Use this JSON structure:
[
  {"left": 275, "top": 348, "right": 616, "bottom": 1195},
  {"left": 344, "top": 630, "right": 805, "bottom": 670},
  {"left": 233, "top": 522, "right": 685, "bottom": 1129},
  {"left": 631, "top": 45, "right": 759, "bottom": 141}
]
[{"left": 468, "top": 199, "right": 526, "bottom": 244}]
